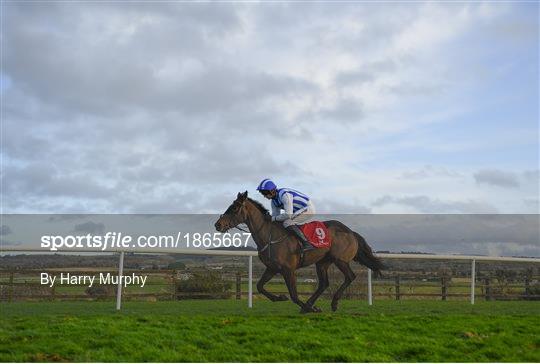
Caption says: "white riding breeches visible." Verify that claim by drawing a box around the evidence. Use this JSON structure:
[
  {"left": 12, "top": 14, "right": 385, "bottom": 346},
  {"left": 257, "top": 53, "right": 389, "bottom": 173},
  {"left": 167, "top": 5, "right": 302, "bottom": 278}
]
[{"left": 282, "top": 201, "right": 316, "bottom": 228}]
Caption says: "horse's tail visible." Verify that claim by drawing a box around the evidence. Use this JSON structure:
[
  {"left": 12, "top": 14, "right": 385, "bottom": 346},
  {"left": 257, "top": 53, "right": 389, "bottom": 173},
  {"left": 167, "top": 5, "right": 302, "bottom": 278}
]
[{"left": 353, "top": 232, "right": 385, "bottom": 277}]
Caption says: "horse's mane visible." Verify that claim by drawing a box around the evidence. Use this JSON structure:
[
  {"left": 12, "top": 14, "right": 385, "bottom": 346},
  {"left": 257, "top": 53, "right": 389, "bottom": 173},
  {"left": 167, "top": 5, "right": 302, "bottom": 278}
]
[{"left": 247, "top": 197, "right": 271, "bottom": 218}]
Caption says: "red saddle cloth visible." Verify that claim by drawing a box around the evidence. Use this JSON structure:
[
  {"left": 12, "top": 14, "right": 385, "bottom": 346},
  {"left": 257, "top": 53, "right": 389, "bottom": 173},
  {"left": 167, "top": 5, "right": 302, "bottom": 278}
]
[{"left": 299, "top": 221, "right": 332, "bottom": 248}]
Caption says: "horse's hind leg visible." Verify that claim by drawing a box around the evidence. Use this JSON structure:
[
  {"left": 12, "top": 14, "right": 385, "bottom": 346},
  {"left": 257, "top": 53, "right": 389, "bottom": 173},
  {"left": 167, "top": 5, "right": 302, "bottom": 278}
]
[
  {"left": 257, "top": 267, "right": 288, "bottom": 302},
  {"left": 306, "top": 259, "right": 332, "bottom": 312},
  {"left": 331, "top": 260, "right": 356, "bottom": 312}
]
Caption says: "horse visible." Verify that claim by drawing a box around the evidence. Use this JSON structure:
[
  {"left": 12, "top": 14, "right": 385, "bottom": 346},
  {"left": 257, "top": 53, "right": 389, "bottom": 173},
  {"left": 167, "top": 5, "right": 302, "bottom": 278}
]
[{"left": 214, "top": 191, "right": 384, "bottom": 313}]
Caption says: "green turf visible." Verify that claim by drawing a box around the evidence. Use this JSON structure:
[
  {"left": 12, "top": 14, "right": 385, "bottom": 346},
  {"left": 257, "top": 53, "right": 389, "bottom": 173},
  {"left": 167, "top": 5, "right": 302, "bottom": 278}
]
[{"left": 1, "top": 300, "right": 539, "bottom": 362}]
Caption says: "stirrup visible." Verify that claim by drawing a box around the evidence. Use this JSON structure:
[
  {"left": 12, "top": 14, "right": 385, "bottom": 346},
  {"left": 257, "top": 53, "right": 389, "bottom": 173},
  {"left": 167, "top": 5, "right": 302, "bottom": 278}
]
[{"left": 299, "top": 244, "right": 314, "bottom": 267}]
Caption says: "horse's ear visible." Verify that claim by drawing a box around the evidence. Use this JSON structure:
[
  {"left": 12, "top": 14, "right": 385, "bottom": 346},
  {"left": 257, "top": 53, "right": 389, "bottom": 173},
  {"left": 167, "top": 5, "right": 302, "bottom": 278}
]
[{"left": 237, "top": 191, "right": 248, "bottom": 201}]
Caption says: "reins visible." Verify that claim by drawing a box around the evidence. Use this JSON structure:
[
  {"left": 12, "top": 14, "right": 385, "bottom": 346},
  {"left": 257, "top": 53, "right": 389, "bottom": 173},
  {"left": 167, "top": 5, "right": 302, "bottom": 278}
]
[
  {"left": 233, "top": 225, "right": 251, "bottom": 234},
  {"left": 259, "top": 228, "right": 287, "bottom": 254},
  {"left": 233, "top": 202, "right": 287, "bottom": 255}
]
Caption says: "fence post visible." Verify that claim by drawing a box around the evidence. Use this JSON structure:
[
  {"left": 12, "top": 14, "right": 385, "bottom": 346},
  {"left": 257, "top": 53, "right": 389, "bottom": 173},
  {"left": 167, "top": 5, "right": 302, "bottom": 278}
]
[
  {"left": 171, "top": 270, "right": 176, "bottom": 301},
  {"left": 8, "top": 271, "right": 14, "bottom": 302},
  {"left": 236, "top": 271, "right": 241, "bottom": 300},
  {"left": 524, "top": 276, "right": 530, "bottom": 297},
  {"left": 395, "top": 275, "right": 401, "bottom": 301},
  {"left": 470, "top": 259, "right": 476, "bottom": 305},
  {"left": 367, "top": 269, "right": 373, "bottom": 305},
  {"left": 484, "top": 278, "right": 491, "bottom": 301},
  {"left": 441, "top": 277, "right": 448, "bottom": 301},
  {"left": 116, "top": 251, "right": 125, "bottom": 311},
  {"left": 248, "top": 256, "right": 253, "bottom": 308}
]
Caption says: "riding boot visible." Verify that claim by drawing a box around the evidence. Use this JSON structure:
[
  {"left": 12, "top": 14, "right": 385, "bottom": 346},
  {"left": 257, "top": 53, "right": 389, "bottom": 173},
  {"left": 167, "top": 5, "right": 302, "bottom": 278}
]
[{"left": 286, "top": 225, "right": 315, "bottom": 252}]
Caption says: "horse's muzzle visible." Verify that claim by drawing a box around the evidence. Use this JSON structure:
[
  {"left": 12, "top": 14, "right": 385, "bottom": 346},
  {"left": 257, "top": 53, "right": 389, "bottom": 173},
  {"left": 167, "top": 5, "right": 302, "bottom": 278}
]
[{"left": 214, "top": 221, "right": 227, "bottom": 233}]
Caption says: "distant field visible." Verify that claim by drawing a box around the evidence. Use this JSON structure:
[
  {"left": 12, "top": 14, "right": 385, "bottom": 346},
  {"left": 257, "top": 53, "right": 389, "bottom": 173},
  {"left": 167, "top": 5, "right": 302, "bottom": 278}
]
[
  {"left": 2, "top": 271, "right": 530, "bottom": 299},
  {"left": 1, "top": 300, "right": 539, "bottom": 362}
]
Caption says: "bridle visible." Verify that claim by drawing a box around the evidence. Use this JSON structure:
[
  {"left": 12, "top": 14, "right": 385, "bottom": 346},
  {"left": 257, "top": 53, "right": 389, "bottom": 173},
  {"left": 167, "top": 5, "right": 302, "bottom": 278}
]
[
  {"left": 232, "top": 202, "right": 265, "bottom": 235},
  {"left": 224, "top": 200, "right": 286, "bottom": 254}
]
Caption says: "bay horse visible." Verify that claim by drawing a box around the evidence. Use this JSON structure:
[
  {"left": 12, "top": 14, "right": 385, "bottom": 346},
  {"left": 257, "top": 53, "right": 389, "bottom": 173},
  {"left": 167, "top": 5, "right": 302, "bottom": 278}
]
[{"left": 214, "top": 191, "right": 384, "bottom": 313}]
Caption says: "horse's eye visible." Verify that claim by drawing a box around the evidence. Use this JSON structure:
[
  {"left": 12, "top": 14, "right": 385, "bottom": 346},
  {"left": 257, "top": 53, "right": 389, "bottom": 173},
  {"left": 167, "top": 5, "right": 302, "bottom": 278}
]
[{"left": 233, "top": 203, "right": 243, "bottom": 212}]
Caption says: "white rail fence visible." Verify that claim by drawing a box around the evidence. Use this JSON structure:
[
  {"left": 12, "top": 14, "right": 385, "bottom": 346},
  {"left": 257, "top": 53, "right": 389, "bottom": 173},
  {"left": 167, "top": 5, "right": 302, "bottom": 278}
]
[{"left": 2, "top": 247, "right": 539, "bottom": 310}]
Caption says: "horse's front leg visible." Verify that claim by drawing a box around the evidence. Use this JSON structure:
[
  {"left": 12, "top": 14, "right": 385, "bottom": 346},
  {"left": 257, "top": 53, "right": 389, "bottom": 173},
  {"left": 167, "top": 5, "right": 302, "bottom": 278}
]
[
  {"left": 257, "top": 267, "right": 288, "bottom": 302},
  {"left": 282, "top": 267, "right": 313, "bottom": 313}
]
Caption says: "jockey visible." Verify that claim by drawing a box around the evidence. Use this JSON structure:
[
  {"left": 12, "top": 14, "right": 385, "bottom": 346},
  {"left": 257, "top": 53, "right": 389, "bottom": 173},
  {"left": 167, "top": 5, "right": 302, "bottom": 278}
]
[{"left": 257, "top": 178, "right": 315, "bottom": 252}]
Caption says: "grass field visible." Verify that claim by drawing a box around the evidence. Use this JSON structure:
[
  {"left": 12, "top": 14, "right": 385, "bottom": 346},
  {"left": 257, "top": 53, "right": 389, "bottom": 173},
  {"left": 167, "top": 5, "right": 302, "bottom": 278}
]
[{"left": 1, "top": 300, "right": 539, "bottom": 362}]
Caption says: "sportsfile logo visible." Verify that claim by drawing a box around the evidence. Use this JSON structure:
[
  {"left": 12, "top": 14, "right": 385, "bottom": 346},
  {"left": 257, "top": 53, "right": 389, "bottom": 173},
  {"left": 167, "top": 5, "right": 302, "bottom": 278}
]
[{"left": 40, "top": 232, "right": 252, "bottom": 251}]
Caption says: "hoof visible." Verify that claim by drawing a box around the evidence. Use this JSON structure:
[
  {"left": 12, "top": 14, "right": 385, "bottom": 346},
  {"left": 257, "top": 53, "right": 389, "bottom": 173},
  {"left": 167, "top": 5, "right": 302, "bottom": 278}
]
[
  {"left": 331, "top": 303, "right": 338, "bottom": 312},
  {"left": 300, "top": 305, "right": 321, "bottom": 314},
  {"left": 300, "top": 306, "right": 315, "bottom": 314},
  {"left": 271, "top": 294, "right": 288, "bottom": 302}
]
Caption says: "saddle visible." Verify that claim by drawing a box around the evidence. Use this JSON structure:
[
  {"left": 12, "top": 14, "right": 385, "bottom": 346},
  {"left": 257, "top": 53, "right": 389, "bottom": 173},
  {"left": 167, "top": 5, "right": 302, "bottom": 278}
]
[{"left": 299, "top": 221, "right": 332, "bottom": 248}]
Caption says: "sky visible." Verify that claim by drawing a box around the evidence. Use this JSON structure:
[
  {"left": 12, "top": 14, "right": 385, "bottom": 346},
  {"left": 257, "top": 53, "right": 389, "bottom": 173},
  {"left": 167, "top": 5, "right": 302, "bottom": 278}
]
[{"left": 1, "top": 2, "right": 539, "bottom": 256}]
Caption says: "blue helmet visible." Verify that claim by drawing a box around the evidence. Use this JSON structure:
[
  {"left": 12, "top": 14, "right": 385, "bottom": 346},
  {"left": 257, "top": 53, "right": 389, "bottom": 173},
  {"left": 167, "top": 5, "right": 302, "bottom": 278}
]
[{"left": 257, "top": 178, "right": 277, "bottom": 191}]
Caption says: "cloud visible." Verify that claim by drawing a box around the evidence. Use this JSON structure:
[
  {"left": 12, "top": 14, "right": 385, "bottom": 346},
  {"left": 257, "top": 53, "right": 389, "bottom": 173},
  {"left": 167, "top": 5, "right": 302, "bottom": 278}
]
[
  {"left": 474, "top": 169, "right": 520, "bottom": 188},
  {"left": 522, "top": 169, "right": 540, "bottom": 182},
  {"left": 471, "top": 241, "right": 538, "bottom": 257},
  {"left": 340, "top": 214, "right": 539, "bottom": 256},
  {"left": 0, "top": 225, "right": 12, "bottom": 236},
  {"left": 1, "top": 2, "right": 537, "bottom": 217},
  {"left": 2, "top": 214, "right": 538, "bottom": 257},
  {"left": 319, "top": 98, "right": 365, "bottom": 124},
  {"left": 0, "top": 239, "right": 22, "bottom": 247},
  {"left": 315, "top": 199, "right": 372, "bottom": 214},
  {"left": 372, "top": 195, "right": 499, "bottom": 213},
  {"left": 401, "top": 165, "right": 462, "bottom": 179},
  {"left": 73, "top": 221, "right": 106, "bottom": 235},
  {"left": 2, "top": 163, "right": 114, "bottom": 200}
]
